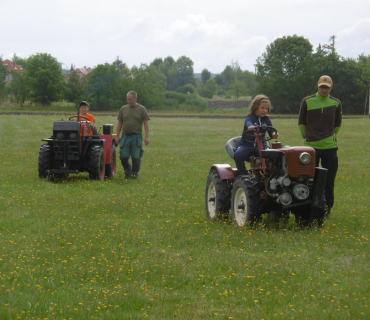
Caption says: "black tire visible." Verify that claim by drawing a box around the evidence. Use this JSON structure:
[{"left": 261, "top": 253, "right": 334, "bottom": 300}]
[
  {"left": 231, "top": 175, "right": 262, "bottom": 227},
  {"left": 88, "top": 146, "right": 105, "bottom": 181},
  {"left": 268, "top": 210, "right": 290, "bottom": 224},
  {"left": 294, "top": 206, "right": 325, "bottom": 228},
  {"left": 38, "top": 144, "right": 52, "bottom": 178},
  {"left": 309, "top": 206, "right": 326, "bottom": 227},
  {"left": 294, "top": 207, "right": 311, "bottom": 228},
  {"left": 205, "top": 169, "right": 231, "bottom": 220},
  {"left": 105, "top": 143, "right": 116, "bottom": 178}
]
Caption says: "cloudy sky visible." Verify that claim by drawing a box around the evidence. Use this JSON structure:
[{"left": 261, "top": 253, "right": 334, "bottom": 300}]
[{"left": 1, "top": 0, "right": 369, "bottom": 73}]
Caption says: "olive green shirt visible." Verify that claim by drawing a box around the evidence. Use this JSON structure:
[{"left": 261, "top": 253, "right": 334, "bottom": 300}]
[{"left": 117, "top": 103, "right": 150, "bottom": 134}]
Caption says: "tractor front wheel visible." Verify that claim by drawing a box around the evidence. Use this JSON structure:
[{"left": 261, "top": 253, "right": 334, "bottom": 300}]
[
  {"left": 205, "top": 169, "right": 231, "bottom": 220},
  {"left": 88, "top": 146, "right": 105, "bottom": 180},
  {"left": 105, "top": 143, "right": 116, "bottom": 178},
  {"left": 38, "top": 144, "right": 52, "bottom": 178},
  {"left": 268, "top": 210, "right": 290, "bottom": 224},
  {"left": 293, "top": 207, "right": 310, "bottom": 228},
  {"left": 231, "top": 175, "right": 262, "bottom": 227}
]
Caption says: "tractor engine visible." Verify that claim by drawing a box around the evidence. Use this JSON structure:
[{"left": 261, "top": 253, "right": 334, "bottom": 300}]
[
  {"left": 261, "top": 146, "right": 315, "bottom": 207},
  {"left": 53, "top": 121, "right": 81, "bottom": 164}
]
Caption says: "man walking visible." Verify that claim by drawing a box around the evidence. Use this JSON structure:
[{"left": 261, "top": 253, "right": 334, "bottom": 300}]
[
  {"left": 298, "top": 75, "right": 342, "bottom": 218},
  {"left": 116, "top": 91, "right": 150, "bottom": 179}
]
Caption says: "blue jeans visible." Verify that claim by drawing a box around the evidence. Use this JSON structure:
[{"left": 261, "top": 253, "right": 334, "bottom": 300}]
[{"left": 234, "top": 145, "right": 259, "bottom": 175}]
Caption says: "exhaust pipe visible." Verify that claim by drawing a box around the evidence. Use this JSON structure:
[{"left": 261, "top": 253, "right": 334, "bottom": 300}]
[{"left": 311, "top": 167, "right": 327, "bottom": 209}]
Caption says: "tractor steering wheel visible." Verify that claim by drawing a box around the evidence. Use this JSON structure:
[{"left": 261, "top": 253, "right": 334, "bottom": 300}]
[
  {"left": 69, "top": 115, "right": 90, "bottom": 121},
  {"left": 254, "top": 125, "right": 277, "bottom": 140}
]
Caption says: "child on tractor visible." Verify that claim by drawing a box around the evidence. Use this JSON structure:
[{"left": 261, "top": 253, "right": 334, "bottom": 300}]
[
  {"left": 234, "top": 94, "right": 278, "bottom": 175},
  {"left": 76, "top": 101, "right": 97, "bottom": 135}
]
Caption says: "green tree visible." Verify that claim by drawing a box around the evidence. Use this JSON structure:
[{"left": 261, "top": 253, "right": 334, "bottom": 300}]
[
  {"left": 65, "top": 70, "right": 86, "bottom": 104},
  {"left": 255, "top": 35, "right": 314, "bottom": 113},
  {"left": 9, "top": 71, "right": 30, "bottom": 106},
  {"left": 201, "top": 68, "right": 211, "bottom": 84},
  {"left": 86, "top": 63, "right": 123, "bottom": 110},
  {"left": 86, "top": 63, "right": 166, "bottom": 110},
  {"left": 26, "top": 53, "right": 65, "bottom": 105},
  {"left": 155, "top": 56, "right": 179, "bottom": 91},
  {"left": 0, "top": 56, "right": 7, "bottom": 101},
  {"left": 176, "top": 83, "right": 197, "bottom": 94},
  {"left": 313, "top": 37, "right": 367, "bottom": 114},
  {"left": 128, "top": 64, "right": 167, "bottom": 109},
  {"left": 242, "top": 70, "right": 257, "bottom": 92},
  {"left": 164, "top": 56, "right": 175, "bottom": 65},
  {"left": 359, "top": 54, "right": 370, "bottom": 84},
  {"left": 175, "top": 56, "right": 195, "bottom": 87},
  {"left": 200, "top": 78, "right": 218, "bottom": 98},
  {"left": 12, "top": 53, "right": 27, "bottom": 68},
  {"left": 231, "top": 60, "right": 243, "bottom": 81},
  {"left": 165, "top": 67, "right": 180, "bottom": 91},
  {"left": 150, "top": 58, "right": 163, "bottom": 68},
  {"left": 216, "top": 65, "right": 234, "bottom": 90},
  {"left": 229, "top": 80, "right": 248, "bottom": 100},
  {"left": 112, "top": 56, "right": 127, "bottom": 73}
]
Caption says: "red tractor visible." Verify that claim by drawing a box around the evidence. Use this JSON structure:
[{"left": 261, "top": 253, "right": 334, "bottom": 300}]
[
  {"left": 38, "top": 103, "right": 117, "bottom": 181},
  {"left": 205, "top": 126, "right": 327, "bottom": 227}
]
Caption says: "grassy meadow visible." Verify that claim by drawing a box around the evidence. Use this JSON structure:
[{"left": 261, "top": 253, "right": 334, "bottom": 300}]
[{"left": 0, "top": 114, "right": 369, "bottom": 319}]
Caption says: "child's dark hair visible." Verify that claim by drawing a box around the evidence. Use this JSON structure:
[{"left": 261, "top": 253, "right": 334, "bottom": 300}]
[
  {"left": 248, "top": 94, "right": 272, "bottom": 115},
  {"left": 80, "top": 101, "right": 89, "bottom": 107}
]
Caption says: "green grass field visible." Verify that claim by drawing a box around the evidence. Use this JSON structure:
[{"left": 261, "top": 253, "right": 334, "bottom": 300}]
[{"left": 0, "top": 114, "right": 369, "bottom": 319}]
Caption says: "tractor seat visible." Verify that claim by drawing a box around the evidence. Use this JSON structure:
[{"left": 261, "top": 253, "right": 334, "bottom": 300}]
[{"left": 225, "top": 136, "right": 242, "bottom": 159}]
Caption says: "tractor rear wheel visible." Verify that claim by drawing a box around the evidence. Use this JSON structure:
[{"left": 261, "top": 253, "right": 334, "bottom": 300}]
[
  {"left": 38, "top": 144, "right": 52, "bottom": 178},
  {"left": 205, "top": 169, "right": 231, "bottom": 220},
  {"left": 105, "top": 143, "right": 116, "bottom": 178},
  {"left": 231, "top": 175, "right": 262, "bottom": 227},
  {"left": 88, "top": 146, "right": 105, "bottom": 180}
]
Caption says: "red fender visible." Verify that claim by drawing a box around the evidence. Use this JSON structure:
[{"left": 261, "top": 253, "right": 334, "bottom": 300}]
[
  {"left": 100, "top": 134, "right": 113, "bottom": 164},
  {"left": 211, "top": 164, "right": 237, "bottom": 180}
]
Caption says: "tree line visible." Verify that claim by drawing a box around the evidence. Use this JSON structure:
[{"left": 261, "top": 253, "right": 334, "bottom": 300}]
[
  {"left": 1, "top": 35, "right": 369, "bottom": 114},
  {"left": 255, "top": 35, "right": 370, "bottom": 114}
]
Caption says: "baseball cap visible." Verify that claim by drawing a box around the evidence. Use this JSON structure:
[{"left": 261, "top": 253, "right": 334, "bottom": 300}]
[
  {"left": 318, "top": 75, "right": 333, "bottom": 88},
  {"left": 80, "top": 101, "right": 89, "bottom": 107}
]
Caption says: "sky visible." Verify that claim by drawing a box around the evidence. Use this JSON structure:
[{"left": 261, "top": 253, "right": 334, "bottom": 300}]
[{"left": 1, "top": 0, "right": 369, "bottom": 73}]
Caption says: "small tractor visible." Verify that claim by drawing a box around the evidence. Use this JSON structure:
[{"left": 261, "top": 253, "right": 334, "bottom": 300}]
[
  {"left": 205, "top": 126, "right": 327, "bottom": 227},
  {"left": 38, "top": 103, "right": 116, "bottom": 181}
]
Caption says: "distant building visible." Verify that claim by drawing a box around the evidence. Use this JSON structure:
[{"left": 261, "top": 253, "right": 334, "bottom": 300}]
[
  {"left": 2, "top": 59, "right": 25, "bottom": 83},
  {"left": 65, "top": 67, "right": 93, "bottom": 82}
]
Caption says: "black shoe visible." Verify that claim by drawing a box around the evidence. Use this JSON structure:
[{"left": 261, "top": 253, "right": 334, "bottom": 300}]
[
  {"left": 124, "top": 169, "right": 132, "bottom": 179},
  {"left": 325, "top": 207, "right": 331, "bottom": 220}
]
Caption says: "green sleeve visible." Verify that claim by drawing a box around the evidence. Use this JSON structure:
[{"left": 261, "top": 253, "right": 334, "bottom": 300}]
[
  {"left": 334, "top": 126, "right": 340, "bottom": 135},
  {"left": 299, "top": 124, "right": 306, "bottom": 139}
]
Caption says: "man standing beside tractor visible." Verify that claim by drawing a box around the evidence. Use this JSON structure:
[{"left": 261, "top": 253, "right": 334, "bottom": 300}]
[
  {"left": 298, "top": 75, "right": 342, "bottom": 218},
  {"left": 116, "top": 91, "right": 150, "bottom": 179}
]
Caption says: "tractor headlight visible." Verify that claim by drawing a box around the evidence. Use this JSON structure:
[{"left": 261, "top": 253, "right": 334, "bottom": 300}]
[
  {"left": 69, "top": 132, "right": 77, "bottom": 140},
  {"left": 299, "top": 152, "right": 311, "bottom": 164},
  {"left": 56, "top": 132, "right": 64, "bottom": 140}
]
